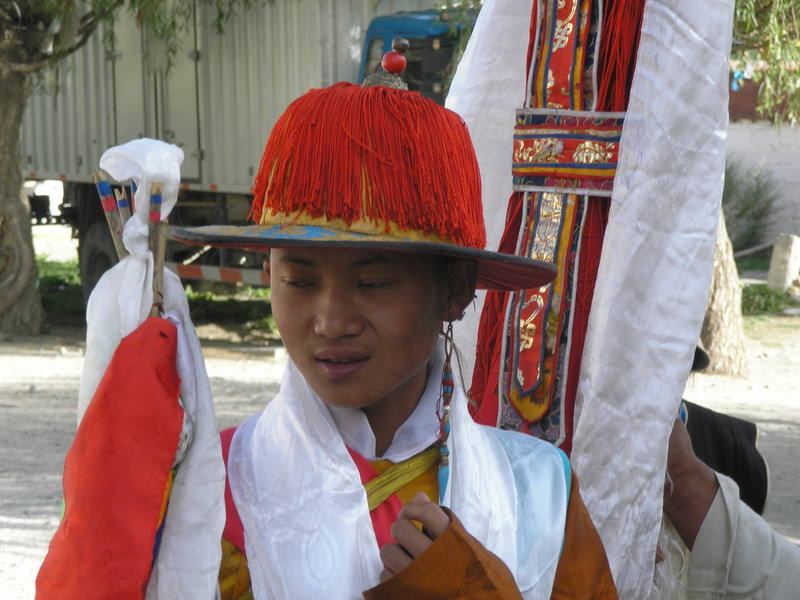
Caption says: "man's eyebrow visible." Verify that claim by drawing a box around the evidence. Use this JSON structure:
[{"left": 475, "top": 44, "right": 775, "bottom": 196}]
[
  {"left": 279, "top": 256, "right": 315, "bottom": 266},
  {"left": 352, "top": 255, "right": 393, "bottom": 267}
]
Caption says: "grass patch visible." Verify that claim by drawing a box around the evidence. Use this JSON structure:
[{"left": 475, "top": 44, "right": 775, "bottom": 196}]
[
  {"left": 742, "top": 314, "right": 800, "bottom": 346},
  {"left": 736, "top": 254, "right": 770, "bottom": 274},
  {"left": 184, "top": 287, "right": 275, "bottom": 333},
  {"left": 240, "top": 286, "right": 271, "bottom": 300},
  {"left": 741, "top": 284, "right": 799, "bottom": 315},
  {"left": 36, "top": 255, "right": 83, "bottom": 316},
  {"left": 35, "top": 256, "right": 276, "bottom": 333},
  {"left": 37, "top": 256, "right": 80, "bottom": 285}
]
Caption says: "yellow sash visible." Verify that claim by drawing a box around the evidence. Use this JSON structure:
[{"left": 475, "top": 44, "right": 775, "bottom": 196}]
[{"left": 364, "top": 445, "right": 440, "bottom": 511}]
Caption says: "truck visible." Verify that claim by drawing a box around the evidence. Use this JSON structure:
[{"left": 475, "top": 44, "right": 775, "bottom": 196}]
[{"left": 22, "top": 2, "right": 475, "bottom": 299}]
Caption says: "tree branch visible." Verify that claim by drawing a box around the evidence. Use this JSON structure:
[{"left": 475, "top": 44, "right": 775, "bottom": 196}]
[
  {"left": 0, "top": 19, "right": 96, "bottom": 73},
  {"left": 0, "top": 0, "right": 126, "bottom": 75}
]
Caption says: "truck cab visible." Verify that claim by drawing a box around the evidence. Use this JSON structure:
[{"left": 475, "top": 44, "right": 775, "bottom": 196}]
[{"left": 358, "top": 10, "right": 475, "bottom": 105}]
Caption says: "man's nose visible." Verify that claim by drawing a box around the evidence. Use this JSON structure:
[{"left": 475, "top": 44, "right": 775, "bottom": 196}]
[{"left": 313, "top": 284, "right": 363, "bottom": 339}]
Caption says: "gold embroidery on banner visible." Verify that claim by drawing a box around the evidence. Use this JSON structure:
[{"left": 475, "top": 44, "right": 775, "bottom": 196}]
[
  {"left": 513, "top": 139, "right": 563, "bottom": 164},
  {"left": 553, "top": 24, "right": 574, "bottom": 50},
  {"left": 517, "top": 368, "right": 527, "bottom": 390},
  {"left": 519, "top": 294, "right": 546, "bottom": 350},
  {"left": 572, "top": 141, "right": 615, "bottom": 164},
  {"left": 553, "top": 0, "right": 578, "bottom": 51},
  {"left": 529, "top": 193, "right": 563, "bottom": 262}
]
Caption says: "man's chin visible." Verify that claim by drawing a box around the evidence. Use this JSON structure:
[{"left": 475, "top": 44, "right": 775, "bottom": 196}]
[{"left": 306, "top": 381, "right": 372, "bottom": 410}]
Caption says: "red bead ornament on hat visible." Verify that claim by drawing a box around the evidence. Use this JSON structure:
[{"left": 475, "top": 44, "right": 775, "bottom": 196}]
[{"left": 381, "top": 37, "right": 409, "bottom": 74}]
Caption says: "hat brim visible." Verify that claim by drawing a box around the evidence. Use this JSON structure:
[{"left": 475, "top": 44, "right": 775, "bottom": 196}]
[{"left": 170, "top": 224, "right": 556, "bottom": 291}]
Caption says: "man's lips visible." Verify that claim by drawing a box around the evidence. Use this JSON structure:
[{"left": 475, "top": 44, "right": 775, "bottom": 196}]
[{"left": 314, "top": 351, "right": 369, "bottom": 379}]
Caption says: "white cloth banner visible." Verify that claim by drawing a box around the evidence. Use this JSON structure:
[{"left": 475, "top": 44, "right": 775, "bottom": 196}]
[
  {"left": 445, "top": 0, "right": 534, "bottom": 385},
  {"left": 570, "top": 1, "right": 735, "bottom": 598},
  {"left": 444, "top": 0, "right": 735, "bottom": 596},
  {"left": 79, "top": 139, "right": 225, "bottom": 599}
]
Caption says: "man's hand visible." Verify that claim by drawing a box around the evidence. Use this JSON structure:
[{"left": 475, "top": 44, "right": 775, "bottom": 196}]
[
  {"left": 379, "top": 492, "right": 451, "bottom": 582},
  {"left": 663, "top": 418, "right": 719, "bottom": 549}
]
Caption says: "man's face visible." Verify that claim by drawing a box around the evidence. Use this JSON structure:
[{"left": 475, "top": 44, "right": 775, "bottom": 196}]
[{"left": 268, "top": 247, "right": 448, "bottom": 414}]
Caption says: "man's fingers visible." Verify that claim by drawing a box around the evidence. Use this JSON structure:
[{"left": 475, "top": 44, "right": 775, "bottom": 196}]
[
  {"left": 396, "top": 492, "right": 450, "bottom": 539},
  {"left": 391, "top": 516, "right": 433, "bottom": 558},
  {"left": 379, "top": 568, "right": 394, "bottom": 583},
  {"left": 379, "top": 542, "right": 413, "bottom": 576},
  {"left": 378, "top": 494, "right": 452, "bottom": 581}
]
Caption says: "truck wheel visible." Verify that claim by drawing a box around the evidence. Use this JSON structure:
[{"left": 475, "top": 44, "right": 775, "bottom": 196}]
[{"left": 79, "top": 222, "right": 117, "bottom": 302}]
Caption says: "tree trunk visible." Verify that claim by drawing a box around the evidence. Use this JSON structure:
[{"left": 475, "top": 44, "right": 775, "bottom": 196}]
[
  {"left": 0, "top": 68, "right": 43, "bottom": 336},
  {"left": 701, "top": 213, "right": 747, "bottom": 376}
]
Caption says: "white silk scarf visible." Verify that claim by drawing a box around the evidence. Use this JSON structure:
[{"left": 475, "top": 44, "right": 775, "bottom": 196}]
[
  {"left": 80, "top": 140, "right": 225, "bottom": 599},
  {"left": 570, "top": 0, "right": 735, "bottom": 597},
  {"left": 228, "top": 343, "right": 569, "bottom": 599},
  {"left": 446, "top": 0, "right": 535, "bottom": 385},
  {"left": 445, "top": 0, "right": 735, "bottom": 596}
]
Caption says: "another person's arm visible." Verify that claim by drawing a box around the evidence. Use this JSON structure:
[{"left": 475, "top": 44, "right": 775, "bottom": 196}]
[
  {"left": 663, "top": 418, "right": 719, "bottom": 549},
  {"left": 666, "top": 419, "right": 800, "bottom": 598}
]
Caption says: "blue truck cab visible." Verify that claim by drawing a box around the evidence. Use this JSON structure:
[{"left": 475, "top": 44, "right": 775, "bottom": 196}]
[{"left": 358, "top": 10, "right": 476, "bottom": 105}]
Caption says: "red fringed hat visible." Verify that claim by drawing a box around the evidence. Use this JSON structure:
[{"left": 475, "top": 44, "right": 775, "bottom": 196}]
[{"left": 172, "top": 82, "right": 554, "bottom": 290}]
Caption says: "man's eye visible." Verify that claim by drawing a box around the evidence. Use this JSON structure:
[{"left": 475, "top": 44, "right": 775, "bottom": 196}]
[
  {"left": 281, "top": 278, "right": 313, "bottom": 288},
  {"left": 359, "top": 280, "right": 390, "bottom": 289}
]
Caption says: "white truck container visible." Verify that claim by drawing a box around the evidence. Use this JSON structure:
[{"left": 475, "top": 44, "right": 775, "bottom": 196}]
[{"left": 22, "top": 0, "right": 435, "bottom": 296}]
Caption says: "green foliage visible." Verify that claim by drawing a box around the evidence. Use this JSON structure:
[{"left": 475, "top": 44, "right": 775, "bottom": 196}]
[
  {"left": 742, "top": 283, "right": 799, "bottom": 314},
  {"left": 185, "top": 287, "right": 275, "bottom": 331},
  {"left": 36, "top": 255, "right": 80, "bottom": 285},
  {"left": 35, "top": 255, "right": 83, "bottom": 315},
  {"left": 439, "top": 1, "right": 481, "bottom": 93},
  {"left": 733, "top": 0, "right": 800, "bottom": 123},
  {"left": 241, "top": 285, "right": 271, "bottom": 300},
  {"left": 735, "top": 253, "right": 770, "bottom": 274},
  {"left": 1, "top": 0, "right": 261, "bottom": 74},
  {"left": 34, "top": 256, "right": 276, "bottom": 331},
  {"left": 722, "top": 156, "right": 781, "bottom": 251}
]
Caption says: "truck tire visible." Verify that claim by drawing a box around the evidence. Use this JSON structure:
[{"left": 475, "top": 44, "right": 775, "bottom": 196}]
[{"left": 79, "top": 222, "right": 117, "bottom": 302}]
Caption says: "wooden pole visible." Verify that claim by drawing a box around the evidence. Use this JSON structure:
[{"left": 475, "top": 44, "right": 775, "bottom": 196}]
[
  {"left": 149, "top": 183, "right": 166, "bottom": 317},
  {"left": 114, "top": 184, "right": 132, "bottom": 226},
  {"left": 92, "top": 170, "right": 128, "bottom": 260}
]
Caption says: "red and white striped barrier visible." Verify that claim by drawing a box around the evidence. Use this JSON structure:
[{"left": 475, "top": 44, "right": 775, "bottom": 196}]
[{"left": 166, "top": 262, "right": 269, "bottom": 287}]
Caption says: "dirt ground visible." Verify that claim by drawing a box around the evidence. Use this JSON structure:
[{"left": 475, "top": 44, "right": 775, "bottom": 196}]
[{"left": 1, "top": 226, "right": 798, "bottom": 598}]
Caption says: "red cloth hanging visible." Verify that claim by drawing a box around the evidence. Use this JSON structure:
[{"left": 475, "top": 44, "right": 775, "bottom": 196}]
[
  {"left": 36, "top": 318, "right": 184, "bottom": 600},
  {"left": 469, "top": 192, "right": 525, "bottom": 425},
  {"left": 471, "top": 0, "right": 647, "bottom": 453}
]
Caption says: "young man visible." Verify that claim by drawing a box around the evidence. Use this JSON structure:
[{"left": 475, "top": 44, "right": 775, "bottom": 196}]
[{"left": 174, "top": 81, "right": 617, "bottom": 599}]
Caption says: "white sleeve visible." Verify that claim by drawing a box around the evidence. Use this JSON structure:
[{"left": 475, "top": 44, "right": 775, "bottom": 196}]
[{"left": 686, "top": 472, "right": 800, "bottom": 599}]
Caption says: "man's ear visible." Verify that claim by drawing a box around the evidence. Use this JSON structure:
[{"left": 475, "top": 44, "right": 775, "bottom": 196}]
[{"left": 444, "top": 260, "right": 478, "bottom": 322}]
